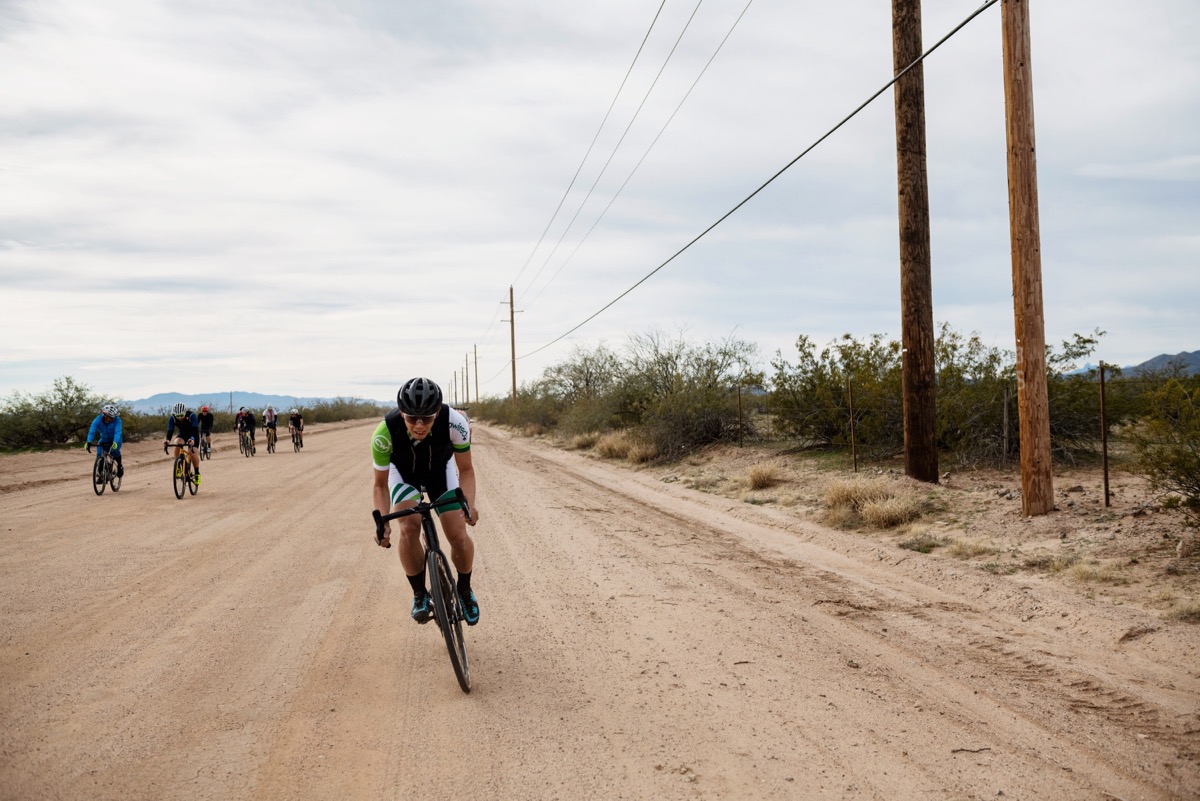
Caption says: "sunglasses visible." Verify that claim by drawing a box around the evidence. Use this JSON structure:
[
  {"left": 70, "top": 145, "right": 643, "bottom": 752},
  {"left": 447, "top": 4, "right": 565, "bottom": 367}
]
[{"left": 402, "top": 413, "right": 437, "bottom": 425}]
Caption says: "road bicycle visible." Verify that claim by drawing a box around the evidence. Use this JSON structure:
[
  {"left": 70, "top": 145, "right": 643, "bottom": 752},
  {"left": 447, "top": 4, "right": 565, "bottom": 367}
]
[
  {"left": 239, "top": 428, "right": 255, "bottom": 457},
  {"left": 373, "top": 489, "right": 473, "bottom": 693},
  {"left": 199, "top": 432, "right": 212, "bottom": 461},
  {"left": 265, "top": 425, "right": 277, "bottom": 453},
  {"left": 164, "top": 440, "right": 198, "bottom": 499},
  {"left": 90, "top": 446, "right": 121, "bottom": 496},
  {"left": 291, "top": 428, "right": 301, "bottom": 452}
]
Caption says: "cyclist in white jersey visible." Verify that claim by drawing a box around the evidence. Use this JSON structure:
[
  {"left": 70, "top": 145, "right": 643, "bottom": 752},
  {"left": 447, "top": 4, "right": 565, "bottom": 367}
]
[{"left": 371, "top": 377, "right": 480, "bottom": 625}]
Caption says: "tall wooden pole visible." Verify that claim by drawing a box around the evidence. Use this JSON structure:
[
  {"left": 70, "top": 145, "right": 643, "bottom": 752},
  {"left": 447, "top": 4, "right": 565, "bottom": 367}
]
[
  {"left": 474, "top": 345, "right": 479, "bottom": 402},
  {"left": 464, "top": 353, "right": 470, "bottom": 406},
  {"left": 1003, "top": 0, "right": 1053, "bottom": 515},
  {"left": 893, "top": 0, "right": 939, "bottom": 484},
  {"left": 509, "top": 286, "right": 517, "bottom": 406}
]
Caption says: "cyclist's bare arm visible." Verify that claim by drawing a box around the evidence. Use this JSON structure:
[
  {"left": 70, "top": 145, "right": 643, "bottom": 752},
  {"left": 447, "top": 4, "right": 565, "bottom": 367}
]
[
  {"left": 454, "top": 450, "right": 479, "bottom": 526},
  {"left": 372, "top": 467, "right": 392, "bottom": 546}
]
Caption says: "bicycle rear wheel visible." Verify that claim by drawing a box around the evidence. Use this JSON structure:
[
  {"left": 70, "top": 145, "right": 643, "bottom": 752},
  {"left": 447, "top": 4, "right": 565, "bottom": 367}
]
[
  {"left": 173, "top": 454, "right": 186, "bottom": 499},
  {"left": 427, "top": 549, "right": 471, "bottom": 693},
  {"left": 92, "top": 457, "right": 107, "bottom": 496}
]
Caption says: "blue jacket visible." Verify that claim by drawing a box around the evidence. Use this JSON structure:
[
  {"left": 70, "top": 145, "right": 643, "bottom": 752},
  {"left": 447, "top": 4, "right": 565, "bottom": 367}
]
[{"left": 87, "top": 415, "right": 123, "bottom": 449}]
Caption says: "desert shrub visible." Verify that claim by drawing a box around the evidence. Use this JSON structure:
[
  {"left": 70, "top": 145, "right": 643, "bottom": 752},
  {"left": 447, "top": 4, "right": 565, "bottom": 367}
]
[
  {"left": 860, "top": 496, "right": 922, "bottom": 528},
  {"left": 824, "top": 478, "right": 894, "bottom": 512},
  {"left": 567, "top": 432, "right": 600, "bottom": 450},
  {"left": 0, "top": 376, "right": 121, "bottom": 447},
  {"left": 898, "top": 530, "right": 947, "bottom": 553},
  {"left": 596, "top": 431, "right": 634, "bottom": 459},
  {"left": 1128, "top": 378, "right": 1200, "bottom": 506},
  {"left": 627, "top": 442, "right": 659, "bottom": 464},
  {"left": 747, "top": 465, "right": 781, "bottom": 490}
]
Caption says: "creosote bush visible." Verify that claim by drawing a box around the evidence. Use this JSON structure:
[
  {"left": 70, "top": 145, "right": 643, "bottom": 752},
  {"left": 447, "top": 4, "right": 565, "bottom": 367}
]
[{"left": 747, "top": 465, "right": 781, "bottom": 490}]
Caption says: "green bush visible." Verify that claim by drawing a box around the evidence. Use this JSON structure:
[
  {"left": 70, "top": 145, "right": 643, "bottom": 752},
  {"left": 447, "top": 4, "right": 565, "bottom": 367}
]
[
  {"left": 0, "top": 377, "right": 120, "bottom": 448},
  {"left": 1129, "top": 378, "right": 1200, "bottom": 505}
]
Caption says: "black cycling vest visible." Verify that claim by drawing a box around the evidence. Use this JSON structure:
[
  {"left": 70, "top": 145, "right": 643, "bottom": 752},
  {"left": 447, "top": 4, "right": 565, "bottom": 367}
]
[{"left": 384, "top": 405, "right": 452, "bottom": 481}]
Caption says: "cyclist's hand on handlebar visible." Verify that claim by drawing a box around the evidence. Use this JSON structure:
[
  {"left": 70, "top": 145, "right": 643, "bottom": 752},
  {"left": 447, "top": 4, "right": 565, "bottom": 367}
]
[
  {"left": 465, "top": 505, "right": 479, "bottom": 527},
  {"left": 375, "top": 521, "right": 391, "bottom": 549},
  {"left": 86, "top": 442, "right": 92, "bottom": 454},
  {"left": 110, "top": 443, "right": 118, "bottom": 452}
]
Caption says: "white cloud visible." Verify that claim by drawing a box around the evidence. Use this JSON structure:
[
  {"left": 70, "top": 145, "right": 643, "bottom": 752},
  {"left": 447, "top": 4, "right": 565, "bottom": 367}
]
[{"left": 1, "top": 0, "right": 1197, "bottom": 401}]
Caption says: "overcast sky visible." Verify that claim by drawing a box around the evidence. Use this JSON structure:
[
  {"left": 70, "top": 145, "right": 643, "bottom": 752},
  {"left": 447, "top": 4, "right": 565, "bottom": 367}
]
[{"left": 2, "top": 0, "right": 1197, "bottom": 404}]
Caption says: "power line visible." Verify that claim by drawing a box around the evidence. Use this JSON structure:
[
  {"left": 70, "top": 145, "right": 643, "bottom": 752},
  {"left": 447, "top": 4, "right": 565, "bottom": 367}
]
[
  {"left": 516, "top": 0, "right": 706, "bottom": 307},
  {"left": 518, "top": 0, "right": 1001, "bottom": 361},
  {"left": 527, "top": 0, "right": 756, "bottom": 308}
]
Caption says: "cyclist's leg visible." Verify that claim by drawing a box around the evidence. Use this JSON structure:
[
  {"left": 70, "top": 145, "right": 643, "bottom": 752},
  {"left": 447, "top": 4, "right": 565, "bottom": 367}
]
[
  {"left": 111, "top": 443, "right": 124, "bottom": 476},
  {"left": 387, "top": 466, "right": 425, "bottom": 573},
  {"left": 432, "top": 463, "right": 475, "bottom": 575}
]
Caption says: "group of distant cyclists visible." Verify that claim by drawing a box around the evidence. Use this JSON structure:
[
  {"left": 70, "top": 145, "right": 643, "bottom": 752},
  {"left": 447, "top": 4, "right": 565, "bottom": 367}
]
[
  {"left": 85, "top": 402, "right": 307, "bottom": 489},
  {"left": 85, "top": 376, "right": 481, "bottom": 628}
]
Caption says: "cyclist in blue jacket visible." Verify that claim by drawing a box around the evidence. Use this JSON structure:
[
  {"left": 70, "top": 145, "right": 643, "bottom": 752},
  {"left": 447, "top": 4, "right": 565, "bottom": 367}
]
[{"left": 86, "top": 403, "right": 125, "bottom": 477}]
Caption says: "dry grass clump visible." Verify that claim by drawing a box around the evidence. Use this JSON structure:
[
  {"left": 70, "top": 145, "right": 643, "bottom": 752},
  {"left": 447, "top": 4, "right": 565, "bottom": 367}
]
[
  {"left": 1022, "top": 552, "right": 1080, "bottom": 573},
  {"left": 824, "top": 479, "right": 893, "bottom": 512},
  {"left": 1067, "top": 561, "right": 1124, "bottom": 584},
  {"left": 898, "top": 529, "right": 948, "bottom": 553},
  {"left": 568, "top": 432, "right": 600, "bottom": 450},
  {"left": 521, "top": 423, "right": 547, "bottom": 437},
  {"left": 945, "top": 538, "right": 1000, "bottom": 559},
  {"left": 861, "top": 496, "right": 923, "bottom": 528},
  {"left": 747, "top": 465, "right": 782, "bottom": 490},
  {"left": 823, "top": 478, "right": 923, "bottom": 529},
  {"left": 1165, "top": 602, "right": 1200, "bottom": 624},
  {"left": 627, "top": 443, "right": 659, "bottom": 464},
  {"left": 596, "top": 431, "right": 634, "bottom": 459}
]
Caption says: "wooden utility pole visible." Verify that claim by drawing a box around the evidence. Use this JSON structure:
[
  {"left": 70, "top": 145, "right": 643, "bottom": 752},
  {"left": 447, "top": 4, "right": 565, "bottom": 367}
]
[
  {"left": 892, "top": 0, "right": 939, "bottom": 483},
  {"left": 508, "top": 286, "right": 517, "bottom": 405},
  {"left": 1003, "top": 0, "right": 1053, "bottom": 515},
  {"left": 464, "top": 353, "right": 470, "bottom": 406},
  {"left": 473, "top": 345, "right": 479, "bottom": 402}
]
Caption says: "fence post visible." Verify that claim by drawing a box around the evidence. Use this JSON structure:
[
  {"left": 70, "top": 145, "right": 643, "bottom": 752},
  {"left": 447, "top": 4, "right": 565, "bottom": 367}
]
[
  {"left": 1099, "top": 361, "right": 1111, "bottom": 507},
  {"left": 847, "top": 376, "right": 858, "bottom": 474},
  {"left": 737, "top": 384, "right": 744, "bottom": 447}
]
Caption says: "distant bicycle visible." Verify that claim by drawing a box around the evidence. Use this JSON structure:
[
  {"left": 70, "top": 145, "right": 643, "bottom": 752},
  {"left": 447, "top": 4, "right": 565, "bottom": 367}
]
[
  {"left": 239, "top": 427, "right": 255, "bottom": 458},
  {"left": 266, "top": 425, "right": 277, "bottom": 453},
  {"left": 164, "top": 441, "right": 198, "bottom": 499},
  {"left": 200, "top": 432, "right": 212, "bottom": 461},
  {"left": 90, "top": 445, "right": 121, "bottom": 496},
  {"left": 291, "top": 429, "right": 301, "bottom": 452},
  {"left": 373, "top": 489, "right": 474, "bottom": 693}
]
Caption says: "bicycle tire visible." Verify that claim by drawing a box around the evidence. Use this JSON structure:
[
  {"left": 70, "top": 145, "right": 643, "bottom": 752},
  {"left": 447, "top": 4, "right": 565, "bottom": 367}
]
[
  {"left": 293, "top": 433, "right": 300, "bottom": 453},
  {"left": 427, "top": 549, "right": 471, "bottom": 693},
  {"left": 187, "top": 462, "right": 197, "bottom": 495},
  {"left": 110, "top": 460, "right": 122, "bottom": 493},
  {"left": 173, "top": 454, "right": 186, "bottom": 499},
  {"left": 92, "top": 457, "right": 107, "bottom": 496}
]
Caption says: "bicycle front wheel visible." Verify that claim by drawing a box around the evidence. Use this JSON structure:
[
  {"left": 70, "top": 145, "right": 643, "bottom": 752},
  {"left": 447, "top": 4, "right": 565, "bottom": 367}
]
[
  {"left": 427, "top": 549, "right": 470, "bottom": 693},
  {"left": 173, "top": 455, "right": 186, "bottom": 499},
  {"left": 110, "top": 461, "right": 122, "bottom": 493},
  {"left": 92, "top": 457, "right": 107, "bottom": 496},
  {"left": 188, "top": 462, "right": 197, "bottom": 495}
]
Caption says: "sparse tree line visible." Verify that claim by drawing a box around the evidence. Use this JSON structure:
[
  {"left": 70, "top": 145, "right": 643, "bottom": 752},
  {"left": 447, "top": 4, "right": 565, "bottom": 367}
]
[
  {"left": 467, "top": 326, "right": 1200, "bottom": 506},
  {"left": 0, "top": 377, "right": 387, "bottom": 447}
]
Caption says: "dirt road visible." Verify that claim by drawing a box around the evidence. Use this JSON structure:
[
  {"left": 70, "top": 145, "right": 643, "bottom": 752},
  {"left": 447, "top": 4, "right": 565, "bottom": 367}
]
[{"left": 2, "top": 421, "right": 1198, "bottom": 800}]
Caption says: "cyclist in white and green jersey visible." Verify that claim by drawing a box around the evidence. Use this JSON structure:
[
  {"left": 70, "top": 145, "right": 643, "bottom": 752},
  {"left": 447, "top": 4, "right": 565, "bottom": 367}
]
[{"left": 371, "top": 377, "right": 480, "bottom": 625}]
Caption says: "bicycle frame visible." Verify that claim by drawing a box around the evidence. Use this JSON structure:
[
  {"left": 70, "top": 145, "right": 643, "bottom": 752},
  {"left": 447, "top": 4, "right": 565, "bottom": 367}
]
[{"left": 373, "top": 489, "right": 473, "bottom": 692}]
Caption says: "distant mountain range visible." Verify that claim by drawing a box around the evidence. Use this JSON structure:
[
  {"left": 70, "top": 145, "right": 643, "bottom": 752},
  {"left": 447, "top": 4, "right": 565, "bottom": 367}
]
[
  {"left": 124, "top": 391, "right": 388, "bottom": 414},
  {"left": 1078, "top": 350, "right": 1200, "bottom": 377}
]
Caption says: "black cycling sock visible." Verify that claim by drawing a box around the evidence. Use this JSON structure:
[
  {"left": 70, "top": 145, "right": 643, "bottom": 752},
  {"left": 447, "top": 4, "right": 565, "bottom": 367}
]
[
  {"left": 456, "top": 572, "right": 472, "bottom": 595},
  {"left": 406, "top": 573, "right": 427, "bottom": 597}
]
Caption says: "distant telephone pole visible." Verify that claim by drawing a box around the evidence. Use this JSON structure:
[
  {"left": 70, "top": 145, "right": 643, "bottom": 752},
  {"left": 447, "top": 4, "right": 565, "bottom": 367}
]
[
  {"left": 504, "top": 286, "right": 518, "bottom": 405},
  {"left": 893, "top": 0, "right": 939, "bottom": 483},
  {"left": 1003, "top": 0, "right": 1054, "bottom": 515}
]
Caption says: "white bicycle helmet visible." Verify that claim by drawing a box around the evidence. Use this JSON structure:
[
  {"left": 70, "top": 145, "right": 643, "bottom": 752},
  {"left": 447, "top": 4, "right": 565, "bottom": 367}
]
[
  {"left": 171, "top": 402, "right": 187, "bottom": 416},
  {"left": 290, "top": 408, "right": 298, "bottom": 415},
  {"left": 101, "top": 403, "right": 119, "bottom": 417}
]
